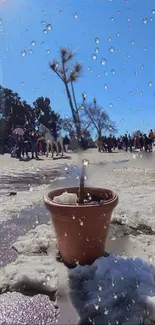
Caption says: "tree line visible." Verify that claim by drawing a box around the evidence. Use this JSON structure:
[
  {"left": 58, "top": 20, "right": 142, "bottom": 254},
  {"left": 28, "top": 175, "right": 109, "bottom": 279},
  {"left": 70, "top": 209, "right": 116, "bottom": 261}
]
[{"left": 0, "top": 47, "right": 116, "bottom": 142}]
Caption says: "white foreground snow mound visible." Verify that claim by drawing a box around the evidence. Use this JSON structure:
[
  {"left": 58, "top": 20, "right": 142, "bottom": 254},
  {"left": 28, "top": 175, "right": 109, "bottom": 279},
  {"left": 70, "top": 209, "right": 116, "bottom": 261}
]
[
  {"left": 12, "top": 224, "right": 56, "bottom": 254},
  {"left": 0, "top": 255, "right": 58, "bottom": 295},
  {"left": 0, "top": 292, "right": 59, "bottom": 325},
  {"left": 69, "top": 254, "right": 155, "bottom": 325}
]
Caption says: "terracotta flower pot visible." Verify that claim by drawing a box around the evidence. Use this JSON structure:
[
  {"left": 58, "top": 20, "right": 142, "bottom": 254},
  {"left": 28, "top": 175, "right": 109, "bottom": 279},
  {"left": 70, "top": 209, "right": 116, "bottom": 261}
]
[{"left": 44, "top": 187, "right": 118, "bottom": 265}]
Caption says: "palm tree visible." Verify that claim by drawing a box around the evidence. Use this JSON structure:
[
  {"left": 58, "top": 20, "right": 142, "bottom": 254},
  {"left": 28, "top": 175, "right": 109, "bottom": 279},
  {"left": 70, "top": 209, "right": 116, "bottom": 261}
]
[{"left": 49, "top": 48, "right": 83, "bottom": 141}]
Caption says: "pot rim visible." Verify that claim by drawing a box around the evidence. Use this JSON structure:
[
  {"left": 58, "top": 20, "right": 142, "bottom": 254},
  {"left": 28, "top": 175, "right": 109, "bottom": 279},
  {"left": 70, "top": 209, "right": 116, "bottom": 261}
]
[{"left": 44, "top": 186, "right": 118, "bottom": 209}]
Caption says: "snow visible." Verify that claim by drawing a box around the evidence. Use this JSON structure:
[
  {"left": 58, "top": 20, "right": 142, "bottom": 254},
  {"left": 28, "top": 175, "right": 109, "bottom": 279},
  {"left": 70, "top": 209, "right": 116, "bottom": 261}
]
[
  {"left": 0, "top": 255, "right": 58, "bottom": 295},
  {"left": 0, "top": 292, "right": 59, "bottom": 325},
  {"left": 69, "top": 254, "right": 155, "bottom": 325},
  {"left": 53, "top": 192, "right": 78, "bottom": 204},
  {"left": 12, "top": 224, "right": 56, "bottom": 254}
]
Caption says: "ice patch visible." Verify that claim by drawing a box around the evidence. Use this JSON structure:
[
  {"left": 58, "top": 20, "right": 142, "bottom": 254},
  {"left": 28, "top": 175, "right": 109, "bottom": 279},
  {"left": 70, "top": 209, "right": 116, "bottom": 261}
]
[
  {"left": 0, "top": 292, "right": 59, "bottom": 325},
  {"left": 0, "top": 255, "right": 58, "bottom": 296},
  {"left": 69, "top": 254, "right": 155, "bottom": 325},
  {"left": 12, "top": 224, "right": 56, "bottom": 254}
]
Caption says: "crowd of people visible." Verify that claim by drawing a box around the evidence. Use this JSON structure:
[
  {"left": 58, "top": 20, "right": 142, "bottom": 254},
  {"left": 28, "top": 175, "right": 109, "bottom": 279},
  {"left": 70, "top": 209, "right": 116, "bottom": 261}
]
[{"left": 97, "top": 130, "right": 155, "bottom": 153}]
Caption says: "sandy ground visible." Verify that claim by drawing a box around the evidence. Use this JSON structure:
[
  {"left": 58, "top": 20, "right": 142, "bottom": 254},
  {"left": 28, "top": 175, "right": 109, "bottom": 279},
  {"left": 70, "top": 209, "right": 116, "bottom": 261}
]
[{"left": 1, "top": 149, "right": 155, "bottom": 324}]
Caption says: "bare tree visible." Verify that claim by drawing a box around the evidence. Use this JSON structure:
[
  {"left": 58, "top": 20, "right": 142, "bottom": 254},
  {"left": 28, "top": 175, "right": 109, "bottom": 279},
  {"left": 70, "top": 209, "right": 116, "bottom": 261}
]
[
  {"left": 49, "top": 48, "right": 83, "bottom": 141},
  {"left": 83, "top": 101, "right": 117, "bottom": 139}
]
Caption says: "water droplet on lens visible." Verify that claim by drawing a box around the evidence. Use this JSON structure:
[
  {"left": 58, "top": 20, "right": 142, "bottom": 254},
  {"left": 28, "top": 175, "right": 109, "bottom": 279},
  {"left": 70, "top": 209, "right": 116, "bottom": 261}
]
[
  {"left": 95, "top": 47, "right": 99, "bottom": 53},
  {"left": 116, "top": 32, "right": 120, "bottom": 36},
  {"left": 21, "top": 81, "right": 24, "bottom": 86},
  {"left": 101, "top": 58, "right": 106, "bottom": 65},
  {"left": 47, "top": 23, "right": 52, "bottom": 30},
  {"left": 43, "top": 29, "right": 48, "bottom": 34},
  {"left": 83, "top": 159, "right": 90, "bottom": 166},
  {"left": 5, "top": 45, "right": 9, "bottom": 52},
  {"left": 46, "top": 49, "right": 50, "bottom": 54},
  {"left": 73, "top": 12, "right": 78, "bottom": 19},
  {"left": 104, "top": 84, "right": 108, "bottom": 89},
  {"left": 148, "top": 80, "right": 152, "bottom": 87},
  {"left": 21, "top": 50, "right": 27, "bottom": 57},
  {"left": 104, "top": 71, "right": 108, "bottom": 76},
  {"left": 95, "top": 37, "right": 100, "bottom": 44},
  {"left": 109, "top": 46, "right": 114, "bottom": 53},
  {"left": 108, "top": 36, "right": 112, "bottom": 42},
  {"left": 109, "top": 103, "right": 113, "bottom": 108},
  {"left": 111, "top": 69, "right": 115, "bottom": 75},
  {"left": 110, "top": 17, "right": 114, "bottom": 21},
  {"left": 143, "top": 18, "right": 148, "bottom": 24},
  {"left": 29, "top": 49, "right": 33, "bottom": 54},
  {"left": 152, "top": 9, "right": 155, "bottom": 14},
  {"left": 91, "top": 54, "right": 97, "bottom": 60},
  {"left": 31, "top": 41, "right": 36, "bottom": 46}
]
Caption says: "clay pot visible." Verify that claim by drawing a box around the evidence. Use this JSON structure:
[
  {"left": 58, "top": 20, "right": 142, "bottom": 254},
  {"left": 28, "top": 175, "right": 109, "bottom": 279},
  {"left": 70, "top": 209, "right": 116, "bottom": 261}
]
[{"left": 44, "top": 187, "right": 118, "bottom": 265}]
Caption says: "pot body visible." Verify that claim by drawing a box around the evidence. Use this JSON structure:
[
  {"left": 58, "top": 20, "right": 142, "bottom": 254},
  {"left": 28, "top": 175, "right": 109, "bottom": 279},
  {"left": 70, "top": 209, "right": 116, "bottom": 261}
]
[{"left": 44, "top": 187, "right": 118, "bottom": 265}]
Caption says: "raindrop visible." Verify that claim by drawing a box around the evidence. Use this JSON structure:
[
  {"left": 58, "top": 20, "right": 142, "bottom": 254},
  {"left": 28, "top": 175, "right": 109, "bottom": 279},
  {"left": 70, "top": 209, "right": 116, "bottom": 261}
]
[
  {"left": 101, "top": 58, "right": 106, "bottom": 65},
  {"left": 5, "top": 45, "right": 9, "bottom": 52},
  {"left": 46, "top": 24, "right": 52, "bottom": 31},
  {"left": 29, "top": 186, "right": 33, "bottom": 192},
  {"left": 111, "top": 69, "right": 115, "bottom": 75},
  {"left": 144, "top": 46, "right": 147, "bottom": 51},
  {"left": 41, "top": 21, "right": 46, "bottom": 25},
  {"left": 98, "top": 285, "right": 102, "bottom": 291},
  {"left": 60, "top": 10, "right": 63, "bottom": 14},
  {"left": 45, "top": 275, "right": 51, "bottom": 282},
  {"left": 113, "top": 294, "right": 117, "bottom": 299},
  {"left": 129, "top": 91, "right": 133, "bottom": 95},
  {"left": 150, "top": 17, "right": 153, "bottom": 22},
  {"left": 104, "top": 84, "right": 108, "bottom": 90},
  {"left": 82, "top": 92, "right": 87, "bottom": 99},
  {"left": 149, "top": 255, "right": 153, "bottom": 263},
  {"left": 97, "top": 73, "right": 100, "bottom": 77},
  {"left": 120, "top": 119, "right": 124, "bottom": 123},
  {"left": 29, "top": 49, "right": 33, "bottom": 54},
  {"left": 46, "top": 49, "right": 50, "bottom": 54},
  {"left": 42, "top": 41, "right": 45, "bottom": 46},
  {"left": 152, "top": 9, "right": 155, "bottom": 14},
  {"left": 73, "top": 12, "right": 78, "bottom": 19},
  {"left": 21, "top": 50, "right": 27, "bottom": 57},
  {"left": 95, "top": 47, "right": 99, "bottom": 53},
  {"left": 110, "top": 17, "right": 114, "bottom": 21},
  {"left": 83, "top": 159, "right": 90, "bottom": 166},
  {"left": 95, "top": 37, "right": 100, "bottom": 44},
  {"left": 109, "top": 103, "right": 113, "bottom": 108},
  {"left": 31, "top": 41, "right": 36, "bottom": 46},
  {"left": 94, "top": 304, "right": 99, "bottom": 310},
  {"left": 143, "top": 18, "right": 148, "bottom": 24},
  {"left": 131, "top": 40, "right": 134, "bottom": 45},
  {"left": 148, "top": 80, "right": 152, "bottom": 87},
  {"left": 21, "top": 82, "right": 24, "bottom": 86},
  {"left": 64, "top": 166, "right": 68, "bottom": 171},
  {"left": 140, "top": 64, "right": 144, "bottom": 69},
  {"left": 104, "top": 71, "right": 108, "bottom": 76},
  {"left": 108, "top": 36, "right": 112, "bottom": 42},
  {"left": 43, "top": 29, "right": 48, "bottom": 34},
  {"left": 80, "top": 221, "right": 84, "bottom": 226},
  {"left": 91, "top": 54, "right": 97, "bottom": 60},
  {"left": 109, "top": 46, "right": 114, "bottom": 53},
  {"left": 116, "top": 32, "right": 120, "bottom": 36},
  {"left": 104, "top": 309, "right": 109, "bottom": 315}
]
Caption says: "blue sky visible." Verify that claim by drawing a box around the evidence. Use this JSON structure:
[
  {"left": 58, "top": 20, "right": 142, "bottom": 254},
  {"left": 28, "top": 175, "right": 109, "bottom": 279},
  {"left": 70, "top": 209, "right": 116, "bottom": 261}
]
[{"left": 0, "top": 0, "right": 155, "bottom": 135}]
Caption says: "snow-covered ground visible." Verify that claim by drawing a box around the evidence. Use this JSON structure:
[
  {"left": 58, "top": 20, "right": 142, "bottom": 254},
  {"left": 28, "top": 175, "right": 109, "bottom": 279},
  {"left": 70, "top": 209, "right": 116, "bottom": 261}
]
[{"left": 1, "top": 149, "right": 155, "bottom": 231}]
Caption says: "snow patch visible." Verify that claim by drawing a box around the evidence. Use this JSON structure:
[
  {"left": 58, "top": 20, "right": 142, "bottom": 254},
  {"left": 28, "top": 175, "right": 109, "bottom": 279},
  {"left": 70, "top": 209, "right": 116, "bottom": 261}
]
[
  {"left": 0, "top": 255, "right": 58, "bottom": 295},
  {"left": 69, "top": 254, "right": 155, "bottom": 325},
  {"left": 12, "top": 224, "right": 56, "bottom": 254}
]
